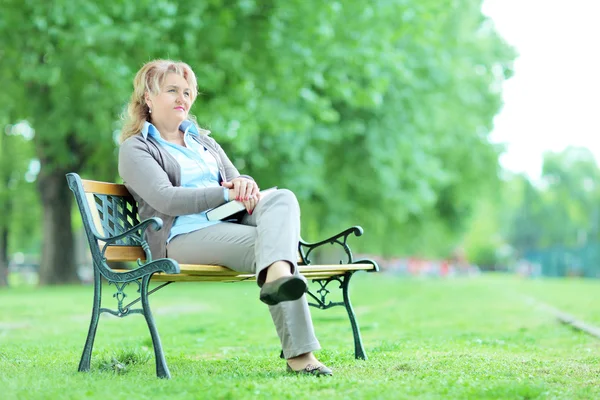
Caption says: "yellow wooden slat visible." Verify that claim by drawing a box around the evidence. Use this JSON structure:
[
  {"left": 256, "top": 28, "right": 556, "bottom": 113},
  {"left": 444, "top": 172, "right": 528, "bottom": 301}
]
[
  {"left": 81, "top": 179, "right": 131, "bottom": 196},
  {"left": 112, "top": 265, "right": 372, "bottom": 275},
  {"left": 104, "top": 246, "right": 147, "bottom": 261},
  {"left": 173, "top": 263, "right": 373, "bottom": 275},
  {"left": 177, "top": 264, "right": 239, "bottom": 274},
  {"left": 151, "top": 274, "right": 254, "bottom": 282},
  {"left": 86, "top": 193, "right": 106, "bottom": 237},
  {"left": 301, "top": 272, "right": 342, "bottom": 278},
  {"left": 149, "top": 273, "right": 347, "bottom": 283},
  {"left": 111, "top": 262, "right": 373, "bottom": 275},
  {"left": 110, "top": 262, "right": 372, "bottom": 284},
  {"left": 110, "top": 269, "right": 253, "bottom": 281},
  {"left": 299, "top": 264, "right": 374, "bottom": 272},
  {"left": 104, "top": 245, "right": 305, "bottom": 264}
]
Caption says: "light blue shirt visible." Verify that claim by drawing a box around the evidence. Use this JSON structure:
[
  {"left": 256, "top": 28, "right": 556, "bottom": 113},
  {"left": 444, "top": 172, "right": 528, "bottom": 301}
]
[{"left": 142, "top": 121, "right": 228, "bottom": 242}]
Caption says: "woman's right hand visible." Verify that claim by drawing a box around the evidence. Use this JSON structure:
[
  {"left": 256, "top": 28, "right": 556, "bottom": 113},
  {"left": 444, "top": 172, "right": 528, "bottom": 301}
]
[
  {"left": 223, "top": 178, "right": 260, "bottom": 214},
  {"left": 222, "top": 178, "right": 259, "bottom": 201},
  {"left": 228, "top": 189, "right": 259, "bottom": 214}
]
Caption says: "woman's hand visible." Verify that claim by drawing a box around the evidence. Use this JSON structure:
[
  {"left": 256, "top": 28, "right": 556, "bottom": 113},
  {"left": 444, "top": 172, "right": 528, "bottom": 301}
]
[
  {"left": 222, "top": 177, "right": 259, "bottom": 200},
  {"left": 241, "top": 194, "right": 258, "bottom": 214},
  {"left": 222, "top": 178, "right": 260, "bottom": 214}
]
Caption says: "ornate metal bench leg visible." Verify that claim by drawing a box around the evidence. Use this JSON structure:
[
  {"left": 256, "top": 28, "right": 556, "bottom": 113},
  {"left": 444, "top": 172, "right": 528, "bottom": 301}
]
[
  {"left": 341, "top": 273, "right": 367, "bottom": 360},
  {"left": 79, "top": 271, "right": 102, "bottom": 372},
  {"left": 140, "top": 275, "right": 171, "bottom": 379},
  {"left": 308, "top": 273, "right": 368, "bottom": 360}
]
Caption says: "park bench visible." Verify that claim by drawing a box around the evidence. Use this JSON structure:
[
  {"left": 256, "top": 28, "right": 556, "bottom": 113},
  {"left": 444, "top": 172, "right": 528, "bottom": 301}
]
[{"left": 66, "top": 172, "right": 379, "bottom": 378}]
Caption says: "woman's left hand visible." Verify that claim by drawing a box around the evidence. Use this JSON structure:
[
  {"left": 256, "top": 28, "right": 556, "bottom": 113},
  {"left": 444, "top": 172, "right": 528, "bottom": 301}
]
[{"left": 221, "top": 178, "right": 259, "bottom": 202}]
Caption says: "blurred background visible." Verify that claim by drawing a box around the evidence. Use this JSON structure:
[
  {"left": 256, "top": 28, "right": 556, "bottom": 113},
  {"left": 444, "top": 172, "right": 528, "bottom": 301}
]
[{"left": 0, "top": 0, "right": 598, "bottom": 286}]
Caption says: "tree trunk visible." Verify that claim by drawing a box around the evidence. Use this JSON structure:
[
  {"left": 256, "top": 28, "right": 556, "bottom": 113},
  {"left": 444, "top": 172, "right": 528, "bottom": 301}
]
[
  {"left": 37, "top": 167, "right": 80, "bottom": 285},
  {"left": 0, "top": 227, "right": 8, "bottom": 287},
  {"left": 0, "top": 129, "right": 9, "bottom": 288}
]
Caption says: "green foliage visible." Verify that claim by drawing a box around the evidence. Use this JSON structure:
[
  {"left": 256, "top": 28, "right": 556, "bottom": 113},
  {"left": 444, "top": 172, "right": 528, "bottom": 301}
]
[
  {"left": 461, "top": 146, "right": 600, "bottom": 271},
  {"left": 0, "top": 0, "right": 516, "bottom": 267},
  {"left": 507, "top": 147, "right": 600, "bottom": 253},
  {"left": 175, "top": 0, "right": 515, "bottom": 256},
  {"left": 1, "top": 275, "right": 600, "bottom": 398},
  {"left": 463, "top": 198, "right": 507, "bottom": 268},
  {"left": 0, "top": 120, "right": 39, "bottom": 256},
  {"left": 1, "top": 0, "right": 171, "bottom": 177}
]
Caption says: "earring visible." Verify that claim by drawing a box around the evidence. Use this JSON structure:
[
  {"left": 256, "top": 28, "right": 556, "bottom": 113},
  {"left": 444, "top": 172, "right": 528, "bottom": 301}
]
[{"left": 149, "top": 108, "right": 152, "bottom": 114}]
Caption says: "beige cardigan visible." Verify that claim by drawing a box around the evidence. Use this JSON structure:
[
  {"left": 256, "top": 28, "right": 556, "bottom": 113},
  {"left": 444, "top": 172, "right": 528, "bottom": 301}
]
[{"left": 118, "top": 133, "right": 252, "bottom": 259}]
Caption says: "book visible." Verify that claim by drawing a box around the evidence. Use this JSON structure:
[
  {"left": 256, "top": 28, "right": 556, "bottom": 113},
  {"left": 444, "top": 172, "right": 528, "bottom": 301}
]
[{"left": 206, "top": 187, "right": 278, "bottom": 221}]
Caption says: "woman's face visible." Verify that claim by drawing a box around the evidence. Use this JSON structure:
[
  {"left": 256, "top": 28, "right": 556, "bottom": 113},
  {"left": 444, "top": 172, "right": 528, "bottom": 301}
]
[{"left": 146, "top": 73, "right": 194, "bottom": 129}]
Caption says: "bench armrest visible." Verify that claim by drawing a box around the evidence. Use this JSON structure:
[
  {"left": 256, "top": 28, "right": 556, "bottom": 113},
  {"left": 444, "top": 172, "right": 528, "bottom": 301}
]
[
  {"left": 101, "top": 258, "right": 180, "bottom": 283},
  {"left": 92, "top": 217, "right": 180, "bottom": 283},
  {"left": 96, "top": 217, "right": 163, "bottom": 263},
  {"left": 299, "top": 226, "right": 364, "bottom": 265}
]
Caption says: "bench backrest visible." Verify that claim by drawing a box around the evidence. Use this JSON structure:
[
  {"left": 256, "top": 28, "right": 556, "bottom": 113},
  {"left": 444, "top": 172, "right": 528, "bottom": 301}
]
[
  {"left": 67, "top": 173, "right": 149, "bottom": 262},
  {"left": 67, "top": 174, "right": 306, "bottom": 265},
  {"left": 83, "top": 181, "right": 140, "bottom": 243}
]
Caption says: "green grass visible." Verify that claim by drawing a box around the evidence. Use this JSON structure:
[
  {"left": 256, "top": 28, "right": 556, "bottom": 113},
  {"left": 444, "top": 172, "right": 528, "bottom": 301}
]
[{"left": 1, "top": 273, "right": 599, "bottom": 399}]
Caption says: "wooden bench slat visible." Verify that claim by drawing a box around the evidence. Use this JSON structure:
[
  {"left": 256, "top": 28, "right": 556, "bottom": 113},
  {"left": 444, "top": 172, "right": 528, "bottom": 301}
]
[
  {"left": 82, "top": 180, "right": 131, "bottom": 196},
  {"left": 151, "top": 274, "right": 254, "bottom": 282},
  {"left": 105, "top": 246, "right": 146, "bottom": 261},
  {"left": 301, "top": 264, "right": 374, "bottom": 272},
  {"left": 110, "top": 263, "right": 374, "bottom": 283},
  {"left": 104, "top": 245, "right": 307, "bottom": 265},
  {"left": 111, "top": 264, "right": 374, "bottom": 276},
  {"left": 110, "top": 269, "right": 253, "bottom": 281},
  {"left": 175, "top": 263, "right": 374, "bottom": 274},
  {"left": 149, "top": 272, "right": 350, "bottom": 283}
]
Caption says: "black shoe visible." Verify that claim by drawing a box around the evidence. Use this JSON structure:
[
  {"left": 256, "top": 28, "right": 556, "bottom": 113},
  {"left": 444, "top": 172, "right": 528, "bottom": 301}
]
[
  {"left": 259, "top": 276, "right": 307, "bottom": 306},
  {"left": 286, "top": 363, "right": 333, "bottom": 376}
]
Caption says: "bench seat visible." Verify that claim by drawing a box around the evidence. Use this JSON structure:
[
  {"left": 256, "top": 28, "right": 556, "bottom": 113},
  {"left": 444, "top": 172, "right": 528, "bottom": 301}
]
[{"left": 110, "top": 263, "right": 376, "bottom": 282}]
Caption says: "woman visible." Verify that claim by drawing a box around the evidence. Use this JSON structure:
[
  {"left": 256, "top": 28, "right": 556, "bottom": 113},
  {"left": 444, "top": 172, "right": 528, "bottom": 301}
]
[{"left": 118, "top": 59, "right": 332, "bottom": 376}]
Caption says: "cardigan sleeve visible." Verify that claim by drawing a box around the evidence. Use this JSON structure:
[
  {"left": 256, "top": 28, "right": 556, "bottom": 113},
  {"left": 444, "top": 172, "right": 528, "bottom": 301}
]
[{"left": 118, "top": 136, "right": 229, "bottom": 216}]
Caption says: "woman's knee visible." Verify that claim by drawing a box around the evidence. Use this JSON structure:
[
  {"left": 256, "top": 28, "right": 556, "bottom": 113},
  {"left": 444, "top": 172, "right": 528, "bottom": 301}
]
[
  {"left": 272, "top": 189, "right": 300, "bottom": 210},
  {"left": 256, "top": 188, "right": 300, "bottom": 216},
  {"left": 273, "top": 188, "right": 297, "bottom": 202}
]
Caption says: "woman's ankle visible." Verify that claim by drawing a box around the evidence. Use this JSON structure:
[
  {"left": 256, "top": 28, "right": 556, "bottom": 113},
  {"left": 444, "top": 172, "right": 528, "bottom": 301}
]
[
  {"left": 287, "top": 352, "right": 319, "bottom": 368},
  {"left": 265, "top": 261, "right": 293, "bottom": 283}
]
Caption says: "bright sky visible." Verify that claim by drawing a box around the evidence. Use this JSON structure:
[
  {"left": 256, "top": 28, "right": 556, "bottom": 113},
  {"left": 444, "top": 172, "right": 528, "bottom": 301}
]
[{"left": 482, "top": 0, "right": 600, "bottom": 179}]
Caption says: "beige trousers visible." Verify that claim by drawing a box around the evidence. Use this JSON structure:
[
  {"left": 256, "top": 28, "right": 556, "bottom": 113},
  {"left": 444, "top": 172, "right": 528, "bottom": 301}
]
[{"left": 167, "top": 189, "right": 321, "bottom": 359}]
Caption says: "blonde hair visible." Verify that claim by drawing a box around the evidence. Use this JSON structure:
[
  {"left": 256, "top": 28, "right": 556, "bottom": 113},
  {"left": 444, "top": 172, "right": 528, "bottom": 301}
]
[{"left": 120, "top": 59, "right": 200, "bottom": 142}]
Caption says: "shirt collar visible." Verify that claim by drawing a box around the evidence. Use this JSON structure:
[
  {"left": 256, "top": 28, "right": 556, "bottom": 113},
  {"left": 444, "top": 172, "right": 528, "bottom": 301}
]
[{"left": 141, "top": 120, "right": 210, "bottom": 140}]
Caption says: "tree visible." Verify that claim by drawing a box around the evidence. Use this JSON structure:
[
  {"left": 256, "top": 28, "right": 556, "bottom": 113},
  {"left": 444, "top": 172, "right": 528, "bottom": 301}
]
[
  {"left": 0, "top": 0, "right": 515, "bottom": 284},
  {"left": 172, "top": 0, "right": 515, "bottom": 256},
  {"left": 0, "top": 121, "right": 36, "bottom": 287},
  {"left": 475, "top": 147, "right": 600, "bottom": 267},
  {"left": 539, "top": 147, "right": 600, "bottom": 247},
  {"left": 0, "top": 0, "right": 183, "bottom": 283}
]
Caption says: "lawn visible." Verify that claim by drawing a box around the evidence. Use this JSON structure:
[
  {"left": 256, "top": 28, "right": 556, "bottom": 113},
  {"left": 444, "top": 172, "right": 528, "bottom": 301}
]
[{"left": 0, "top": 273, "right": 599, "bottom": 399}]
